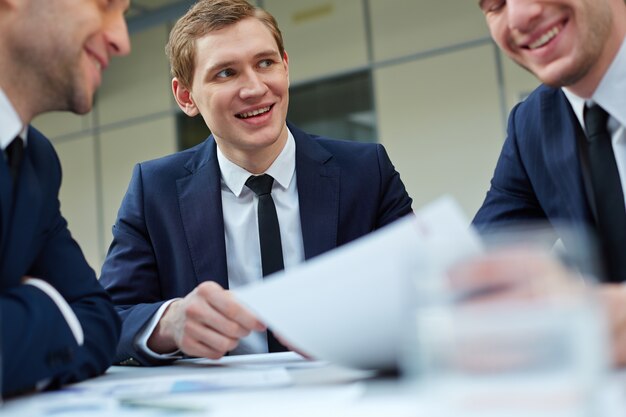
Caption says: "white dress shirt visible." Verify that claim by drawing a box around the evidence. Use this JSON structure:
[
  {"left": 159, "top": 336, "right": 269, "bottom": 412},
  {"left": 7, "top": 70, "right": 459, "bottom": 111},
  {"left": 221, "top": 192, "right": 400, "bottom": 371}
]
[
  {"left": 562, "top": 38, "right": 626, "bottom": 208},
  {"left": 0, "top": 87, "right": 27, "bottom": 150},
  {"left": 139, "top": 128, "right": 305, "bottom": 358},
  {"left": 0, "top": 87, "right": 83, "bottom": 346}
]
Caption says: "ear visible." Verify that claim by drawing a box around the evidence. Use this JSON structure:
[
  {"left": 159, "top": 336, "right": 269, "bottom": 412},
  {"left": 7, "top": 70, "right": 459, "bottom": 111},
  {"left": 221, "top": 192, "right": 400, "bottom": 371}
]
[
  {"left": 172, "top": 78, "right": 199, "bottom": 117},
  {"left": 282, "top": 51, "right": 290, "bottom": 87}
]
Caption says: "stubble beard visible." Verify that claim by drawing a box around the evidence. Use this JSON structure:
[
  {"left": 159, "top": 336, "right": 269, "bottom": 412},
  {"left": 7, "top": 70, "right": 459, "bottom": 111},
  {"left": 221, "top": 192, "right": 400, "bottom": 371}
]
[{"left": 515, "top": 2, "right": 613, "bottom": 89}]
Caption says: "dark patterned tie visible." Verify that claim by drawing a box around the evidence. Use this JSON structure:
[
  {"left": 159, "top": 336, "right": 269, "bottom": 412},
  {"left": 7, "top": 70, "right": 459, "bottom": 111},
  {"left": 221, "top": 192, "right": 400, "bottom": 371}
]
[
  {"left": 245, "top": 174, "right": 288, "bottom": 352},
  {"left": 6, "top": 136, "right": 23, "bottom": 185},
  {"left": 584, "top": 104, "right": 626, "bottom": 283}
]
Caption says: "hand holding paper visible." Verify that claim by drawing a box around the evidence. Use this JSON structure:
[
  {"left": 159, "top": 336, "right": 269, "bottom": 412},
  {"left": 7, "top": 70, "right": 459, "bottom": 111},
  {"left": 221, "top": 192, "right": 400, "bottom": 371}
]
[
  {"left": 235, "top": 196, "right": 482, "bottom": 369},
  {"left": 150, "top": 281, "right": 266, "bottom": 358}
]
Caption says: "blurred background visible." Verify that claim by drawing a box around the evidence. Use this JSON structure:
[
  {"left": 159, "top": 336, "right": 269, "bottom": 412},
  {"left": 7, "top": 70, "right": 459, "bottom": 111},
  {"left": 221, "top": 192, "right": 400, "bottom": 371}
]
[{"left": 33, "top": 0, "right": 540, "bottom": 273}]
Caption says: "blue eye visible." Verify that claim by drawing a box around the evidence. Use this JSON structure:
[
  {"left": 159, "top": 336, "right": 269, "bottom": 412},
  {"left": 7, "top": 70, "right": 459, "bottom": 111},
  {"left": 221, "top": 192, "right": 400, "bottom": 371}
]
[
  {"left": 259, "top": 59, "right": 274, "bottom": 69},
  {"left": 216, "top": 68, "right": 235, "bottom": 78}
]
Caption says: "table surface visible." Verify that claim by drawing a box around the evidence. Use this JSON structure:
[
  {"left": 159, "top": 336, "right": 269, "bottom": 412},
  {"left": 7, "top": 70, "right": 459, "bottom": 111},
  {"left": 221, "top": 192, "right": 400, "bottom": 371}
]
[{"left": 3, "top": 352, "right": 625, "bottom": 417}]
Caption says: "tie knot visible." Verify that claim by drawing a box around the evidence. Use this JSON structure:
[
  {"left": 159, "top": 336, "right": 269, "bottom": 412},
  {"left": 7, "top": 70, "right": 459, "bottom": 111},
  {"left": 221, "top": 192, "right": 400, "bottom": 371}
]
[
  {"left": 245, "top": 174, "right": 274, "bottom": 196},
  {"left": 584, "top": 104, "right": 610, "bottom": 142}
]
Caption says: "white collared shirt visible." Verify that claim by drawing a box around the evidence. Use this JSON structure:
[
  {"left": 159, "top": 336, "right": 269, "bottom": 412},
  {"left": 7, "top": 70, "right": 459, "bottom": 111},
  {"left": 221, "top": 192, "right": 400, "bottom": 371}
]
[
  {"left": 0, "top": 87, "right": 27, "bottom": 151},
  {"left": 562, "top": 37, "right": 626, "bottom": 208},
  {"left": 218, "top": 128, "right": 304, "bottom": 354},
  {"left": 138, "top": 128, "right": 305, "bottom": 358}
]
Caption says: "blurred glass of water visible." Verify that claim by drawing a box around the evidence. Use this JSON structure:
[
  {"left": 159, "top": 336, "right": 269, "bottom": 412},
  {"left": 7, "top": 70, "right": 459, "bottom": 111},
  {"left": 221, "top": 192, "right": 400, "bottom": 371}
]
[{"left": 403, "top": 224, "right": 611, "bottom": 417}]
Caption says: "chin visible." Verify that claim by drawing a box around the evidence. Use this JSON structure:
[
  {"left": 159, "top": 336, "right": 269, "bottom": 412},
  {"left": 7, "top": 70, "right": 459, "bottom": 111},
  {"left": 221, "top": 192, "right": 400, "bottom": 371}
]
[{"left": 69, "top": 93, "right": 94, "bottom": 115}]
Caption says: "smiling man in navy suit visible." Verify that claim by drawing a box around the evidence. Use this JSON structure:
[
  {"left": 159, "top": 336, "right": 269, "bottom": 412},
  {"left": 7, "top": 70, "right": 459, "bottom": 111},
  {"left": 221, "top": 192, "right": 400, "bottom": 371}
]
[
  {"left": 472, "top": 0, "right": 626, "bottom": 364},
  {"left": 0, "top": 0, "right": 130, "bottom": 396},
  {"left": 100, "top": 0, "right": 412, "bottom": 366}
]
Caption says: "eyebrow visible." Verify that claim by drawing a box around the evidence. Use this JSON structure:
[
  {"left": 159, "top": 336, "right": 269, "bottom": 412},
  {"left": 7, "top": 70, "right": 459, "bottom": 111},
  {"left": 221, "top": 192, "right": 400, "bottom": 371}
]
[{"left": 205, "top": 49, "right": 281, "bottom": 75}]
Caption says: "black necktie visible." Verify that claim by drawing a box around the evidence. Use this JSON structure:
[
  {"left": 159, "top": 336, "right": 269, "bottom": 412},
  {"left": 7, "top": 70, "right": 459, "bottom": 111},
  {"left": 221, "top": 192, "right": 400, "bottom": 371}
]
[
  {"left": 584, "top": 104, "right": 626, "bottom": 283},
  {"left": 245, "top": 174, "right": 288, "bottom": 352},
  {"left": 6, "top": 137, "right": 23, "bottom": 185}
]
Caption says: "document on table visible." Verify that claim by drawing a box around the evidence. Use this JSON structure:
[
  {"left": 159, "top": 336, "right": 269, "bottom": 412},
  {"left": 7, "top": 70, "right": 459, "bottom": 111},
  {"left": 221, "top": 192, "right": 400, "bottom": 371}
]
[
  {"left": 184, "top": 351, "right": 328, "bottom": 369},
  {"left": 71, "top": 367, "right": 292, "bottom": 398},
  {"left": 234, "top": 196, "right": 482, "bottom": 370}
]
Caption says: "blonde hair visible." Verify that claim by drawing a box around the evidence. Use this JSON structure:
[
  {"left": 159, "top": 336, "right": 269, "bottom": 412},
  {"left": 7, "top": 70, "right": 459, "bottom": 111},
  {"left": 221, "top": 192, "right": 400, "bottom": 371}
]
[{"left": 166, "top": 0, "right": 285, "bottom": 89}]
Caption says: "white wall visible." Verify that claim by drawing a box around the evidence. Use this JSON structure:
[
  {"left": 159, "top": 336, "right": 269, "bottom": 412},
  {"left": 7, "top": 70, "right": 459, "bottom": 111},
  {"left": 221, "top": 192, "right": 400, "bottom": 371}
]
[
  {"left": 32, "top": 0, "right": 540, "bottom": 273},
  {"left": 374, "top": 44, "right": 504, "bottom": 213}
]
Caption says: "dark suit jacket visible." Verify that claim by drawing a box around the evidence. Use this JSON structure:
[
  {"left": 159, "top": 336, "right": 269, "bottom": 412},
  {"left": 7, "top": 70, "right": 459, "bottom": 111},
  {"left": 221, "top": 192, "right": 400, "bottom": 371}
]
[
  {"left": 0, "top": 127, "right": 120, "bottom": 396},
  {"left": 473, "top": 84, "right": 598, "bottom": 252},
  {"left": 100, "top": 123, "right": 413, "bottom": 365}
]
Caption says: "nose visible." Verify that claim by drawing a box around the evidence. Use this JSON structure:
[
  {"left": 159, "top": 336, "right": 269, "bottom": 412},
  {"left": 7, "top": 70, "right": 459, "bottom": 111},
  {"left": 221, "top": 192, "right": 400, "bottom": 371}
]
[
  {"left": 507, "top": 0, "right": 543, "bottom": 33},
  {"left": 105, "top": 14, "right": 131, "bottom": 57},
  {"left": 239, "top": 70, "right": 268, "bottom": 100}
]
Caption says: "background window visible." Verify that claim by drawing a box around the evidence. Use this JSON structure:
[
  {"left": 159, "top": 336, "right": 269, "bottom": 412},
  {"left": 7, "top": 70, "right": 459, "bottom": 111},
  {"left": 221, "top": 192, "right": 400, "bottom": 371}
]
[{"left": 288, "top": 70, "right": 376, "bottom": 142}]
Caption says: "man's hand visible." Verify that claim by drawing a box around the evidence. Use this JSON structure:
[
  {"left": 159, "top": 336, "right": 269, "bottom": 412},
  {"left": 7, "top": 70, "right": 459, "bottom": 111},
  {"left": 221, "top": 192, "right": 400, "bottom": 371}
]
[
  {"left": 598, "top": 284, "right": 626, "bottom": 367},
  {"left": 148, "top": 281, "right": 266, "bottom": 358},
  {"left": 447, "top": 248, "right": 577, "bottom": 303}
]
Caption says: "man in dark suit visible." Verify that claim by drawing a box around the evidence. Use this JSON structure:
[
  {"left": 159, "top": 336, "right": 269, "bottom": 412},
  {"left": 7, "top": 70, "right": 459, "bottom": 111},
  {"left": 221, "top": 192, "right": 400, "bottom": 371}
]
[
  {"left": 0, "top": 0, "right": 130, "bottom": 396},
  {"left": 473, "top": 0, "right": 626, "bottom": 364},
  {"left": 99, "top": 0, "right": 412, "bottom": 366}
]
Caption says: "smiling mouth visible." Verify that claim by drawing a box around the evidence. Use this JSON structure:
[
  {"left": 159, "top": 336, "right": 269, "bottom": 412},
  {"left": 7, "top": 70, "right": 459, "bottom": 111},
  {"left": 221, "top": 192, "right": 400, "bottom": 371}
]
[
  {"left": 526, "top": 25, "right": 563, "bottom": 50},
  {"left": 236, "top": 105, "right": 273, "bottom": 119},
  {"left": 85, "top": 49, "right": 107, "bottom": 72}
]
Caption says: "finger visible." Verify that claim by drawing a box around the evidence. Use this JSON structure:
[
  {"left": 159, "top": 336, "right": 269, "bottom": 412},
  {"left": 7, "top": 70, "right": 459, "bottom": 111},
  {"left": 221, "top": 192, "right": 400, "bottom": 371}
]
[
  {"left": 198, "top": 283, "right": 265, "bottom": 331},
  {"left": 183, "top": 316, "right": 239, "bottom": 357},
  {"left": 187, "top": 300, "right": 254, "bottom": 339},
  {"left": 181, "top": 292, "right": 252, "bottom": 339},
  {"left": 448, "top": 248, "right": 576, "bottom": 302},
  {"left": 179, "top": 336, "right": 229, "bottom": 359}
]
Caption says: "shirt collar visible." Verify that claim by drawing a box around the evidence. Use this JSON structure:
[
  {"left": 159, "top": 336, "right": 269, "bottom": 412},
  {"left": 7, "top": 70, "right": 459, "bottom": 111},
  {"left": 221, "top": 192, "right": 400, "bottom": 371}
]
[
  {"left": 563, "top": 37, "right": 626, "bottom": 129},
  {"left": 0, "top": 87, "right": 28, "bottom": 151},
  {"left": 217, "top": 127, "right": 296, "bottom": 197}
]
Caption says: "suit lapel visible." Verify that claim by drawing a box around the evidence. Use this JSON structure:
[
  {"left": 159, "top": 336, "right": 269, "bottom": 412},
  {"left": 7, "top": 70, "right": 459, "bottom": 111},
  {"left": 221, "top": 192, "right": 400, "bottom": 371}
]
[
  {"left": 540, "top": 89, "right": 591, "bottom": 222},
  {"left": 292, "top": 126, "right": 340, "bottom": 260},
  {"left": 176, "top": 139, "right": 229, "bottom": 289}
]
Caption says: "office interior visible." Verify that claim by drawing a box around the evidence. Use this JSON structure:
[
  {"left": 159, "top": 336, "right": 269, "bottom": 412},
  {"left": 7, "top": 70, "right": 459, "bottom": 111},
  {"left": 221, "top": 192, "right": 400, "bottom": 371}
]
[{"left": 32, "top": 0, "right": 540, "bottom": 273}]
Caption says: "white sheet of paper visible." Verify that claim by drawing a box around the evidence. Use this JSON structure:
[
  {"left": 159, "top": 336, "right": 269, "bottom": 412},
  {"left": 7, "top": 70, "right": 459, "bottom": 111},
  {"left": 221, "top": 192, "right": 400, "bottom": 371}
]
[
  {"left": 71, "top": 367, "right": 292, "bottom": 397},
  {"left": 235, "top": 196, "right": 482, "bottom": 370},
  {"left": 182, "top": 351, "right": 327, "bottom": 369}
]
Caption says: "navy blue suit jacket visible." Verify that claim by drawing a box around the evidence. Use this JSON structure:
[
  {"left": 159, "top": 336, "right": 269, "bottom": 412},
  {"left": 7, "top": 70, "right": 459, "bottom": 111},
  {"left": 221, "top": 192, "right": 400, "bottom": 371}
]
[
  {"left": 473, "top": 84, "right": 596, "bottom": 240},
  {"left": 100, "top": 123, "right": 413, "bottom": 365},
  {"left": 0, "top": 127, "right": 120, "bottom": 396}
]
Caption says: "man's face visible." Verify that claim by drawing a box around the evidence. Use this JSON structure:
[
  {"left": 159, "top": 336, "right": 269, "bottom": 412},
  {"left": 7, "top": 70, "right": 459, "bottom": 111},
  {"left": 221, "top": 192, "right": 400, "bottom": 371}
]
[
  {"left": 178, "top": 18, "right": 290, "bottom": 164},
  {"left": 479, "top": 0, "right": 616, "bottom": 93},
  {"left": 15, "top": 0, "right": 131, "bottom": 114}
]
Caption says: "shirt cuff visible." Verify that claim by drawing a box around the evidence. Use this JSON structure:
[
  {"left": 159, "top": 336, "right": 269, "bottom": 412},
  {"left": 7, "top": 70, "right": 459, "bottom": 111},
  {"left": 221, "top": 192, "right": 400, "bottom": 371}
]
[
  {"left": 24, "top": 278, "right": 84, "bottom": 346},
  {"left": 136, "top": 299, "right": 183, "bottom": 360}
]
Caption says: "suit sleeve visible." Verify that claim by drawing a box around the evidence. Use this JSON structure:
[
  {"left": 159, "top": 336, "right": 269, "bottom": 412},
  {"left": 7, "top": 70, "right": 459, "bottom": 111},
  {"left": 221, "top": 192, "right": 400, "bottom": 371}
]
[
  {"left": 99, "top": 164, "right": 172, "bottom": 366},
  {"left": 1, "top": 148, "right": 120, "bottom": 397},
  {"left": 374, "top": 143, "right": 414, "bottom": 227},
  {"left": 472, "top": 102, "right": 547, "bottom": 232}
]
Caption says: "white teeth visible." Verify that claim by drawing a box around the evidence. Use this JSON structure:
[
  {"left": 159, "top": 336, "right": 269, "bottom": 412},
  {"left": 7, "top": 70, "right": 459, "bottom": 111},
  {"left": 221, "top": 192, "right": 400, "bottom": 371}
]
[
  {"left": 237, "top": 106, "right": 271, "bottom": 119},
  {"left": 529, "top": 26, "right": 561, "bottom": 49},
  {"left": 89, "top": 55, "right": 101, "bottom": 70}
]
